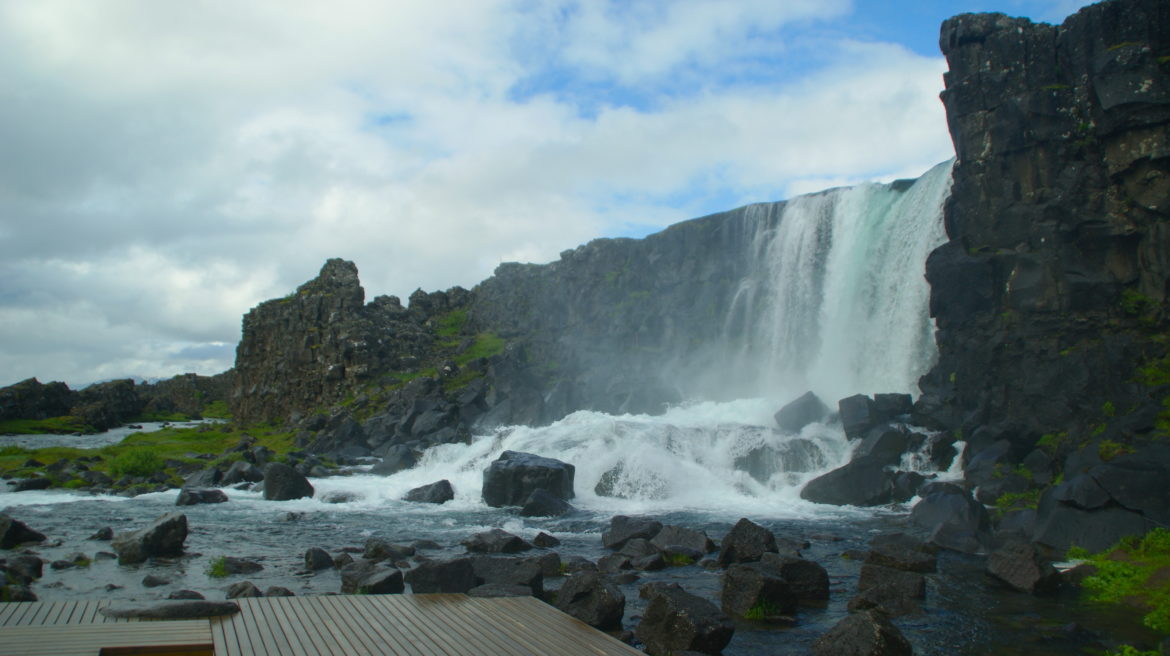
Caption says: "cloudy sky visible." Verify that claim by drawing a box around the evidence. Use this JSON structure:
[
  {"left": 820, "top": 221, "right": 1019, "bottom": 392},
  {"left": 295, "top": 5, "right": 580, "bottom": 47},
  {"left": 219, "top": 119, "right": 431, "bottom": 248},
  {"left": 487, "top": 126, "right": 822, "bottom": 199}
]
[{"left": 0, "top": 0, "right": 1091, "bottom": 388}]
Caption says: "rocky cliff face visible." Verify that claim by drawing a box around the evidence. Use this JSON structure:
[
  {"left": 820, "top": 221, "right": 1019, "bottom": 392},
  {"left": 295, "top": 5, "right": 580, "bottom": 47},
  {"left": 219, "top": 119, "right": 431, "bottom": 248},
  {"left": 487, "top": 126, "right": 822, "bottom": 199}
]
[
  {"left": 230, "top": 259, "right": 469, "bottom": 425},
  {"left": 468, "top": 207, "right": 769, "bottom": 421},
  {"left": 917, "top": 0, "right": 1170, "bottom": 451}
]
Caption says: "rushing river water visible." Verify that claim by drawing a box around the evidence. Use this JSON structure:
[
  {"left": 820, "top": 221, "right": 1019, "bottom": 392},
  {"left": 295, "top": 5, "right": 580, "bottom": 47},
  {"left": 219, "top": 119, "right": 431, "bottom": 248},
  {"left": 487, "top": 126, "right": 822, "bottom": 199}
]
[{"left": 0, "top": 401, "right": 1151, "bottom": 655}]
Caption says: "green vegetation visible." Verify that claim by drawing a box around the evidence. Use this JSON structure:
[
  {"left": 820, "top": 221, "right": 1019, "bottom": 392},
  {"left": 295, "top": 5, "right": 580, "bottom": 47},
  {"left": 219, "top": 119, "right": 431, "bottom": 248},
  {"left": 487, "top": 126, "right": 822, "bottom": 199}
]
[
  {"left": 1037, "top": 431, "right": 1069, "bottom": 454},
  {"left": 664, "top": 553, "right": 695, "bottom": 567},
  {"left": 108, "top": 448, "right": 164, "bottom": 478},
  {"left": 1071, "top": 528, "right": 1170, "bottom": 636},
  {"left": 202, "top": 400, "right": 231, "bottom": 419},
  {"left": 206, "top": 556, "right": 229, "bottom": 579},
  {"left": 994, "top": 489, "right": 1042, "bottom": 514},
  {"left": 0, "top": 415, "right": 91, "bottom": 435},
  {"left": 436, "top": 309, "right": 468, "bottom": 339},
  {"left": 744, "top": 599, "right": 784, "bottom": 620},
  {"left": 1107, "top": 646, "right": 1159, "bottom": 656},
  {"left": 1099, "top": 439, "right": 1135, "bottom": 461},
  {"left": 0, "top": 422, "right": 297, "bottom": 489},
  {"left": 1103, "top": 401, "right": 1117, "bottom": 418}
]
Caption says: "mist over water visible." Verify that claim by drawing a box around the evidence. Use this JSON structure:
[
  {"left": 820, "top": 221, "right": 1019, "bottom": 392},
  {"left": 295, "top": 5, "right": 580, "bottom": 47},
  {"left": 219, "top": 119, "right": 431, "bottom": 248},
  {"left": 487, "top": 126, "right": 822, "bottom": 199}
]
[{"left": 724, "top": 159, "right": 953, "bottom": 405}]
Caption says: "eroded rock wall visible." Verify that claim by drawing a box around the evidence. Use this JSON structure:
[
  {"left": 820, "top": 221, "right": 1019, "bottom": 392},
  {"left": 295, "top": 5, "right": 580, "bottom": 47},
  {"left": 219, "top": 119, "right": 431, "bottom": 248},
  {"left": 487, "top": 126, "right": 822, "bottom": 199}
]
[{"left": 917, "top": 0, "right": 1170, "bottom": 447}]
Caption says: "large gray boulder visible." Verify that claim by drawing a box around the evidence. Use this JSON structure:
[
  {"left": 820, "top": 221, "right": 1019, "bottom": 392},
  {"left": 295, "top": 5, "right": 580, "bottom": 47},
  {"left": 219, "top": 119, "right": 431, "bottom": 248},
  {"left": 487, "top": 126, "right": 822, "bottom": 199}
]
[
  {"left": 111, "top": 512, "right": 188, "bottom": 565},
  {"left": 0, "top": 514, "right": 46, "bottom": 549},
  {"left": 910, "top": 484, "right": 991, "bottom": 554},
  {"left": 555, "top": 572, "right": 625, "bottom": 630},
  {"left": 774, "top": 391, "right": 830, "bottom": 433},
  {"left": 175, "top": 488, "right": 228, "bottom": 506},
  {"left": 602, "top": 515, "right": 662, "bottom": 550},
  {"left": 721, "top": 563, "right": 798, "bottom": 618},
  {"left": 261, "top": 463, "right": 314, "bottom": 501},
  {"left": 717, "top": 517, "right": 777, "bottom": 566},
  {"left": 403, "top": 479, "right": 454, "bottom": 504},
  {"left": 636, "top": 583, "right": 734, "bottom": 656},
  {"left": 812, "top": 609, "right": 913, "bottom": 656},
  {"left": 405, "top": 558, "right": 477, "bottom": 593},
  {"left": 481, "top": 451, "right": 574, "bottom": 507}
]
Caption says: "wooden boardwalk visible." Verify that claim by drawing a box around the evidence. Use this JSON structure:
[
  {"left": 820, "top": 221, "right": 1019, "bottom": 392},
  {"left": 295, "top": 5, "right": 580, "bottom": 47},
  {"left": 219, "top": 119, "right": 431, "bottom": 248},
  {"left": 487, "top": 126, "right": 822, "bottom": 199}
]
[{"left": 0, "top": 595, "right": 643, "bottom": 656}]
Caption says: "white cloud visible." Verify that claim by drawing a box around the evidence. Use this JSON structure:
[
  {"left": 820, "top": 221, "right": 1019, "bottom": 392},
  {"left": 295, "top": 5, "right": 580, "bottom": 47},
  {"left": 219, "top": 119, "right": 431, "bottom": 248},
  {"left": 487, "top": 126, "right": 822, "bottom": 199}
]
[{"left": 0, "top": 0, "right": 954, "bottom": 387}]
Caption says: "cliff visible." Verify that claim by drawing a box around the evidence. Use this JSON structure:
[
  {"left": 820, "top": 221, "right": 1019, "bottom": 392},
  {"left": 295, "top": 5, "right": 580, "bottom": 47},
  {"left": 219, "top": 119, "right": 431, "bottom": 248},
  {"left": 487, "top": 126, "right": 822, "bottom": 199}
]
[
  {"left": 0, "top": 372, "right": 232, "bottom": 433},
  {"left": 917, "top": 0, "right": 1170, "bottom": 452},
  {"left": 229, "top": 259, "right": 471, "bottom": 425}
]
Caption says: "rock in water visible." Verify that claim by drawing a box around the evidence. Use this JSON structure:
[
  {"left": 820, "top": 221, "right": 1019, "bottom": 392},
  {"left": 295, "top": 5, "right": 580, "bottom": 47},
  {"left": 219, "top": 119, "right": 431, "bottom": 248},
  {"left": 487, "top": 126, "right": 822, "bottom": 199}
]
[
  {"left": 262, "top": 462, "right": 314, "bottom": 501},
  {"left": 175, "top": 488, "right": 229, "bottom": 506},
  {"left": 556, "top": 572, "right": 625, "bottom": 630},
  {"left": 636, "top": 583, "right": 734, "bottom": 656},
  {"left": 0, "top": 514, "right": 46, "bottom": 549},
  {"left": 812, "top": 609, "right": 912, "bottom": 656},
  {"left": 717, "top": 517, "right": 778, "bottom": 566},
  {"left": 481, "top": 451, "right": 574, "bottom": 507},
  {"left": 101, "top": 601, "right": 240, "bottom": 619},
  {"left": 405, "top": 558, "right": 477, "bottom": 594},
  {"left": 519, "top": 488, "right": 575, "bottom": 517},
  {"left": 461, "top": 528, "right": 533, "bottom": 554},
  {"left": 111, "top": 512, "right": 188, "bottom": 565},
  {"left": 774, "top": 391, "right": 830, "bottom": 433},
  {"left": 602, "top": 515, "right": 663, "bottom": 550},
  {"left": 403, "top": 479, "right": 455, "bottom": 504}
]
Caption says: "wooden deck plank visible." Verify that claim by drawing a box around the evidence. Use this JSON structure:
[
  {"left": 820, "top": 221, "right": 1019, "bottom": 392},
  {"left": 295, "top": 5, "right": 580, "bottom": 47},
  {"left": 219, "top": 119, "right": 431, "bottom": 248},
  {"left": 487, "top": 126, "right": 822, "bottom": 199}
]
[
  {"left": 417, "top": 595, "right": 535, "bottom": 656},
  {"left": 302, "top": 594, "right": 379, "bottom": 656},
  {"left": 234, "top": 598, "right": 272, "bottom": 656},
  {"left": 0, "top": 619, "right": 212, "bottom": 656},
  {"left": 258, "top": 596, "right": 316, "bottom": 656},
  {"left": 284, "top": 594, "right": 353, "bottom": 654},
  {"left": 241, "top": 596, "right": 290, "bottom": 656},
  {"left": 333, "top": 594, "right": 432, "bottom": 656},
  {"left": 488, "top": 597, "right": 642, "bottom": 656},
  {"left": 0, "top": 601, "right": 33, "bottom": 625},
  {"left": 280, "top": 595, "right": 348, "bottom": 656},
  {"left": 210, "top": 605, "right": 244, "bottom": 656},
  {"left": 370, "top": 594, "right": 471, "bottom": 656},
  {"left": 459, "top": 597, "right": 583, "bottom": 655}
]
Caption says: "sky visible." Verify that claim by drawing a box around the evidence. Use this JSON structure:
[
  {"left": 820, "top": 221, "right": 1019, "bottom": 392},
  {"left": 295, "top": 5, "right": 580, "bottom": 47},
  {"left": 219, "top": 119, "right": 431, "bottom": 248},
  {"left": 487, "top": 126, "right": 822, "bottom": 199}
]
[{"left": 0, "top": 0, "right": 1092, "bottom": 389}]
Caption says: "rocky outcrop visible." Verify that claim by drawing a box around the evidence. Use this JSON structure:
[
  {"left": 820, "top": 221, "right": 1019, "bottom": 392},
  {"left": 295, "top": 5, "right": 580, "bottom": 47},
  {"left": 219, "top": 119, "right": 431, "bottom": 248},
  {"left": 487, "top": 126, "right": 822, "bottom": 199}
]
[
  {"left": 0, "top": 373, "right": 230, "bottom": 433},
  {"left": 917, "top": 0, "right": 1170, "bottom": 447},
  {"left": 111, "top": 512, "right": 188, "bottom": 565},
  {"left": 481, "top": 451, "right": 575, "bottom": 507},
  {"left": 231, "top": 258, "right": 469, "bottom": 425}
]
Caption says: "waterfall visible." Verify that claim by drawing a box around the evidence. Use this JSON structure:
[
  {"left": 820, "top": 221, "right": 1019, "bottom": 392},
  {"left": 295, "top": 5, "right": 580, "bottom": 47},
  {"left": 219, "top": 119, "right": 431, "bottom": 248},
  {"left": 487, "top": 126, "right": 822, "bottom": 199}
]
[{"left": 726, "top": 159, "right": 953, "bottom": 404}]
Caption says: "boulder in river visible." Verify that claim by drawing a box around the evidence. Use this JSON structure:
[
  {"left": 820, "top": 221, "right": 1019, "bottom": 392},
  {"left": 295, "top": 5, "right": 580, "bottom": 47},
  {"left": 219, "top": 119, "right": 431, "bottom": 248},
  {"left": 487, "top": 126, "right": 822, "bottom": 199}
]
[
  {"left": 111, "top": 512, "right": 187, "bottom": 565},
  {"left": 721, "top": 563, "right": 798, "bottom": 618},
  {"left": 0, "top": 514, "right": 46, "bottom": 549},
  {"left": 556, "top": 571, "right": 626, "bottom": 631},
  {"left": 261, "top": 463, "right": 314, "bottom": 501},
  {"left": 602, "top": 515, "right": 663, "bottom": 550},
  {"left": 519, "top": 488, "right": 575, "bottom": 517},
  {"left": 403, "top": 479, "right": 455, "bottom": 504},
  {"left": 176, "top": 488, "right": 229, "bottom": 506},
  {"left": 636, "top": 582, "right": 734, "bottom": 656},
  {"left": 405, "top": 557, "right": 477, "bottom": 594},
  {"left": 717, "top": 517, "right": 778, "bottom": 566},
  {"left": 481, "top": 451, "right": 574, "bottom": 507},
  {"left": 812, "top": 609, "right": 912, "bottom": 656},
  {"left": 774, "top": 391, "right": 830, "bottom": 433},
  {"left": 462, "top": 528, "right": 533, "bottom": 554}
]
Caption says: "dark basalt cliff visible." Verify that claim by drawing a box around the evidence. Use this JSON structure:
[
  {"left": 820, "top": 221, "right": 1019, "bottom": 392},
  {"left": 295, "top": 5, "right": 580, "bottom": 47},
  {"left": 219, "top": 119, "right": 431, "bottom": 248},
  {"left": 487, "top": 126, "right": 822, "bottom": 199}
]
[
  {"left": 230, "top": 259, "right": 468, "bottom": 426},
  {"left": 468, "top": 206, "right": 771, "bottom": 419},
  {"left": 917, "top": 0, "right": 1170, "bottom": 452},
  {"left": 0, "top": 373, "right": 232, "bottom": 433}
]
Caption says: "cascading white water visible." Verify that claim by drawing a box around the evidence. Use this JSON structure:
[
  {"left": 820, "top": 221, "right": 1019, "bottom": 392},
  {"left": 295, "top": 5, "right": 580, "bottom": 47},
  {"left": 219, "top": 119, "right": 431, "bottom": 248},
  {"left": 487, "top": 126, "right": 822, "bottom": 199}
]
[
  {"left": 306, "top": 164, "right": 955, "bottom": 514},
  {"left": 726, "top": 159, "right": 953, "bottom": 404}
]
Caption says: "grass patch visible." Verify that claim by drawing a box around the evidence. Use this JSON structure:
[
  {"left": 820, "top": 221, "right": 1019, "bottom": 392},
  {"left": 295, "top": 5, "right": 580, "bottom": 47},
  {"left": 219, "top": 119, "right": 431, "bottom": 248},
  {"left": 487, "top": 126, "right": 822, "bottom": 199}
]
[
  {"left": 0, "top": 423, "right": 297, "bottom": 485},
  {"left": 455, "top": 333, "right": 505, "bottom": 366},
  {"left": 436, "top": 309, "right": 468, "bottom": 339},
  {"left": 202, "top": 400, "right": 231, "bottom": 419},
  {"left": 744, "top": 599, "right": 783, "bottom": 620},
  {"left": 206, "top": 556, "right": 229, "bottom": 579},
  {"left": 108, "top": 448, "right": 164, "bottom": 478},
  {"left": 0, "top": 416, "right": 92, "bottom": 435},
  {"left": 664, "top": 553, "right": 695, "bottom": 567},
  {"left": 1071, "top": 528, "right": 1170, "bottom": 634},
  {"left": 994, "top": 489, "right": 1042, "bottom": 514},
  {"left": 135, "top": 412, "right": 193, "bottom": 423}
]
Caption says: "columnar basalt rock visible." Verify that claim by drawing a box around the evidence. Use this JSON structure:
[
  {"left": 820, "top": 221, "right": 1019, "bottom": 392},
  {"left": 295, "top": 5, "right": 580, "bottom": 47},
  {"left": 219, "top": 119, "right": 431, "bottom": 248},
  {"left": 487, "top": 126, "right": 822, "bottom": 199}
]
[{"left": 917, "top": 0, "right": 1170, "bottom": 443}]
